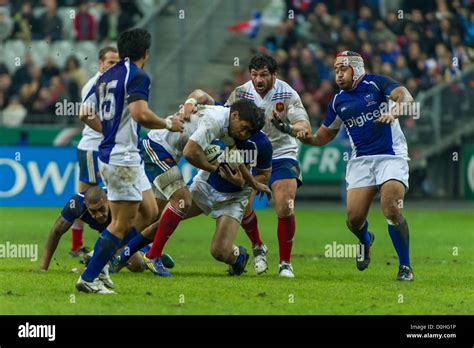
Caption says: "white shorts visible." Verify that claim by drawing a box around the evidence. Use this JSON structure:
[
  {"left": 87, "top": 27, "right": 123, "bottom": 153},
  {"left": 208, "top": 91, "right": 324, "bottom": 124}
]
[
  {"left": 345, "top": 155, "right": 409, "bottom": 190},
  {"left": 98, "top": 160, "right": 152, "bottom": 201},
  {"left": 190, "top": 179, "right": 252, "bottom": 223}
]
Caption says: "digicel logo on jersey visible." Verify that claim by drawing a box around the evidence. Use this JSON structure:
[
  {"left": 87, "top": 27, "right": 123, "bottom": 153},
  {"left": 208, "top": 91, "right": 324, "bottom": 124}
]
[{"left": 345, "top": 102, "right": 389, "bottom": 128}]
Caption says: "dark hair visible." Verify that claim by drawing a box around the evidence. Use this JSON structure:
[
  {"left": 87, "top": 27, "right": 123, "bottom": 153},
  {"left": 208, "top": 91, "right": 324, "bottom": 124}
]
[
  {"left": 230, "top": 99, "right": 265, "bottom": 134},
  {"left": 84, "top": 186, "right": 107, "bottom": 205},
  {"left": 65, "top": 55, "right": 80, "bottom": 70},
  {"left": 117, "top": 28, "right": 151, "bottom": 61},
  {"left": 248, "top": 54, "right": 278, "bottom": 74},
  {"left": 98, "top": 46, "right": 118, "bottom": 61}
]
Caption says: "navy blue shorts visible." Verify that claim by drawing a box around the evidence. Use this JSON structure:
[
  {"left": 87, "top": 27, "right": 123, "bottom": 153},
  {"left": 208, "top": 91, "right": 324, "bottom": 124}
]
[
  {"left": 142, "top": 136, "right": 178, "bottom": 183},
  {"left": 269, "top": 158, "right": 302, "bottom": 188},
  {"left": 77, "top": 148, "right": 102, "bottom": 185}
]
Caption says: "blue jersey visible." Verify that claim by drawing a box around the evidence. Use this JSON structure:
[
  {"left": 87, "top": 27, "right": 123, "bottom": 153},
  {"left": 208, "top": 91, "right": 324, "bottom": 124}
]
[
  {"left": 83, "top": 59, "right": 150, "bottom": 166},
  {"left": 205, "top": 131, "right": 273, "bottom": 193},
  {"left": 323, "top": 74, "right": 408, "bottom": 158},
  {"left": 61, "top": 190, "right": 110, "bottom": 231}
]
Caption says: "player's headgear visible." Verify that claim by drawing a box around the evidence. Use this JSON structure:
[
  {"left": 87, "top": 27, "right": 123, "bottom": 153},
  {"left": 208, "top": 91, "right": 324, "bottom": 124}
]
[{"left": 335, "top": 51, "right": 365, "bottom": 87}]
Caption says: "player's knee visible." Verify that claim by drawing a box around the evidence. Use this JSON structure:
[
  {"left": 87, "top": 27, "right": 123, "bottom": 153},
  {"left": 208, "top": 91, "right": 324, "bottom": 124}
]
[
  {"left": 382, "top": 207, "right": 402, "bottom": 224},
  {"left": 275, "top": 196, "right": 294, "bottom": 217},
  {"left": 346, "top": 214, "right": 365, "bottom": 233},
  {"left": 170, "top": 190, "right": 192, "bottom": 212}
]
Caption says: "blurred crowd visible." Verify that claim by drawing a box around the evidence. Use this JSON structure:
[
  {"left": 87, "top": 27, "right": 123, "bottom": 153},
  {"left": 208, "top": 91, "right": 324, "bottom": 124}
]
[
  {"left": 0, "top": 0, "right": 143, "bottom": 125},
  {"left": 221, "top": 0, "right": 474, "bottom": 128}
]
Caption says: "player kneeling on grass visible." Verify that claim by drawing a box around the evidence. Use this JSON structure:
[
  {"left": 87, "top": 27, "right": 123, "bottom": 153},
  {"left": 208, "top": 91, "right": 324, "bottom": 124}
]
[
  {"left": 112, "top": 100, "right": 270, "bottom": 276},
  {"left": 39, "top": 186, "right": 153, "bottom": 287},
  {"left": 297, "top": 51, "right": 416, "bottom": 281}
]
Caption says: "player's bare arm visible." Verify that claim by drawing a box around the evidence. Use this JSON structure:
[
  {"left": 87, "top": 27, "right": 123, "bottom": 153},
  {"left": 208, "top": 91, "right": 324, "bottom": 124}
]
[
  {"left": 183, "top": 139, "right": 219, "bottom": 172},
  {"left": 219, "top": 165, "right": 271, "bottom": 188},
  {"left": 290, "top": 119, "right": 311, "bottom": 138},
  {"left": 129, "top": 99, "right": 184, "bottom": 131},
  {"left": 253, "top": 167, "right": 271, "bottom": 185},
  {"left": 39, "top": 216, "right": 74, "bottom": 271},
  {"left": 181, "top": 89, "right": 215, "bottom": 120},
  {"left": 375, "top": 86, "right": 416, "bottom": 124},
  {"left": 238, "top": 163, "right": 272, "bottom": 198},
  {"left": 79, "top": 104, "right": 102, "bottom": 133},
  {"left": 297, "top": 125, "right": 339, "bottom": 146}
]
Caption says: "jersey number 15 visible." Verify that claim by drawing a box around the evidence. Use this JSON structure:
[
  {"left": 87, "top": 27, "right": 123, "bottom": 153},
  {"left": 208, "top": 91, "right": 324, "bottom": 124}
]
[{"left": 98, "top": 80, "right": 118, "bottom": 121}]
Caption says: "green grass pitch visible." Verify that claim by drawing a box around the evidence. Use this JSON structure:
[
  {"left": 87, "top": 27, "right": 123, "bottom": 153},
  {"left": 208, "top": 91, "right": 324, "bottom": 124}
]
[{"left": 0, "top": 207, "right": 473, "bottom": 315}]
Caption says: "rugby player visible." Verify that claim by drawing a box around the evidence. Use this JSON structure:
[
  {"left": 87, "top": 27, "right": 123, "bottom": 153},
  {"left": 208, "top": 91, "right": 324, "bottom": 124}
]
[
  {"left": 77, "top": 28, "right": 184, "bottom": 293},
  {"left": 71, "top": 46, "right": 119, "bottom": 257},
  {"left": 113, "top": 101, "right": 269, "bottom": 276},
  {"left": 39, "top": 186, "right": 149, "bottom": 286},
  {"left": 297, "top": 51, "right": 415, "bottom": 281},
  {"left": 184, "top": 55, "right": 312, "bottom": 277}
]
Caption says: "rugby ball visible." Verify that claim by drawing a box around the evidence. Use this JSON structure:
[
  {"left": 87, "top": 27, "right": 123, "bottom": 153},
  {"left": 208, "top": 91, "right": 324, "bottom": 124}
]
[{"left": 204, "top": 140, "right": 224, "bottom": 165}]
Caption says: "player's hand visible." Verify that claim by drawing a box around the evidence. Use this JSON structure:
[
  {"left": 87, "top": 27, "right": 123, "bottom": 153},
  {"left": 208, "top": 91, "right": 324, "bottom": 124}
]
[
  {"left": 218, "top": 164, "right": 245, "bottom": 187},
  {"left": 167, "top": 113, "right": 185, "bottom": 132},
  {"left": 179, "top": 103, "right": 198, "bottom": 121},
  {"left": 271, "top": 110, "right": 293, "bottom": 134},
  {"left": 252, "top": 182, "right": 272, "bottom": 201},
  {"left": 375, "top": 113, "right": 396, "bottom": 124},
  {"left": 296, "top": 130, "right": 310, "bottom": 140}
]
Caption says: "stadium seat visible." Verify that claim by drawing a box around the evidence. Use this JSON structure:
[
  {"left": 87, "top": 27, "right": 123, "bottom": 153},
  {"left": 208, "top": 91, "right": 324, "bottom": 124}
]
[
  {"left": 51, "top": 40, "right": 74, "bottom": 67},
  {"left": 30, "top": 41, "right": 52, "bottom": 67},
  {"left": 57, "top": 7, "right": 75, "bottom": 40},
  {"left": 75, "top": 41, "right": 100, "bottom": 74}
]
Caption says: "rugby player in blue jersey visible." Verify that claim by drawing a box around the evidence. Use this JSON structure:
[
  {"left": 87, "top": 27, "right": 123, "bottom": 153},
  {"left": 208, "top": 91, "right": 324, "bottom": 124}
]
[
  {"left": 297, "top": 51, "right": 416, "bottom": 281},
  {"left": 77, "top": 28, "right": 184, "bottom": 293},
  {"left": 39, "top": 186, "right": 152, "bottom": 285}
]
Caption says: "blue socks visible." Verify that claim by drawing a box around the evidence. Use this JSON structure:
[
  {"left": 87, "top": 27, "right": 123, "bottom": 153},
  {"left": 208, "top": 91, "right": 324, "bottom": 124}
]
[
  {"left": 82, "top": 229, "right": 122, "bottom": 282},
  {"left": 353, "top": 220, "right": 371, "bottom": 245},
  {"left": 118, "top": 232, "right": 152, "bottom": 264},
  {"left": 118, "top": 227, "right": 140, "bottom": 249},
  {"left": 388, "top": 217, "right": 411, "bottom": 267}
]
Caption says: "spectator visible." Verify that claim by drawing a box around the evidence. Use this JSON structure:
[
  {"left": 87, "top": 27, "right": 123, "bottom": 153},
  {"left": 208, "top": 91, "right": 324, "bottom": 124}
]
[
  {"left": 99, "top": 0, "right": 133, "bottom": 43},
  {"left": 12, "top": 53, "right": 35, "bottom": 92},
  {"left": 371, "top": 19, "right": 396, "bottom": 46},
  {"left": 11, "top": 1, "right": 38, "bottom": 41},
  {"left": 63, "top": 55, "right": 86, "bottom": 93},
  {"left": 74, "top": 0, "right": 95, "bottom": 40},
  {"left": 0, "top": 71, "right": 13, "bottom": 110},
  {"left": 0, "top": 8, "right": 13, "bottom": 43},
  {"left": 38, "top": 0, "right": 63, "bottom": 41},
  {"left": 41, "top": 56, "right": 61, "bottom": 84},
  {"left": 3, "top": 95, "right": 27, "bottom": 126}
]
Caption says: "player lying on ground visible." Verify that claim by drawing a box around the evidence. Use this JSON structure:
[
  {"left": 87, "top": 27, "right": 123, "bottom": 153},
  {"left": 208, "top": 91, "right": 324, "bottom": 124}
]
[
  {"left": 296, "top": 51, "right": 416, "bottom": 281},
  {"left": 182, "top": 54, "right": 312, "bottom": 277},
  {"left": 111, "top": 100, "right": 269, "bottom": 276},
  {"left": 38, "top": 186, "right": 163, "bottom": 287},
  {"left": 71, "top": 46, "right": 119, "bottom": 257},
  {"left": 77, "top": 28, "right": 184, "bottom": 294}
]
